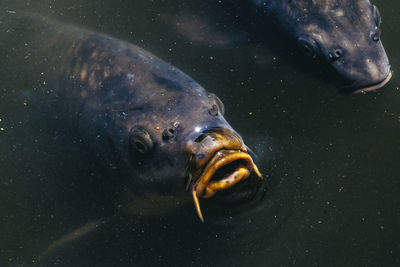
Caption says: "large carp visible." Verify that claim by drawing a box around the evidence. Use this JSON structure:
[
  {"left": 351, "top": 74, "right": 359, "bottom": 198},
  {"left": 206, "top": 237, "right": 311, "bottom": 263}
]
[
  {"left": 251, "top": 0, "right": 391, "bottom": 93},
  {"left": 0, "top": 14, "right": 262, "bottom": 222}
]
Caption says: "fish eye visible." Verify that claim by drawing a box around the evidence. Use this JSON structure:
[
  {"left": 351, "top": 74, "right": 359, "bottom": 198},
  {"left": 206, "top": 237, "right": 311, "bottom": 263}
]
[
  {"left": 129, "top": 126, "right": 154, "bottom": 154},
  {"left": 208, "top": 104, "right": 219, "bottom": 116},
  {"left": 209, "top": 94, "right": 225, "bottom": 116},
  {"left": 371, "top": 5, "right": 382, "bottom": 27},
  {"left": 297, "top": 37, "right": 319, "bottom": 58},
  {"left": 214, "top": 95, "right": 225, "bottom": 115},
  {"left": 371, "top": 28, "right": 381, "bottom": 42}
]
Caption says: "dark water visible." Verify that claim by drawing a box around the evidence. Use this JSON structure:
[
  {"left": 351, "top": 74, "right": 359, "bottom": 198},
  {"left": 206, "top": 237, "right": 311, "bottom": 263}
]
[{"left": 1, "top": 0, "right": 400, "bottom": 266}]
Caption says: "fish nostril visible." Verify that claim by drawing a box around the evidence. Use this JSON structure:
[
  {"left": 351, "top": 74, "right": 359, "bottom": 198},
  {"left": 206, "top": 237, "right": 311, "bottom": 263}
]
[
  {"left": 371, "top": 29, "right": 381, "bottom": 42},
  {"left": 328, "top": 49, "right": 343, "bottom": 61},
  {"left": 162, "top": 127, "right": 176, "bottom": 140},
  {"left": 334, "top": 49, "right": 343, "bottom": 57}
]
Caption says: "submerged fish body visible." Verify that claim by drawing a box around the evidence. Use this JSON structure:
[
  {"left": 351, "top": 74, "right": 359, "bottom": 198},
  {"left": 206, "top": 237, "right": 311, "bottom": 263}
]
[
  {"left": 251, "top": 0, "right": 391, "bottom": 92},
  {"left": 0, "top": 15, "right": 261, "bottom": 221}
]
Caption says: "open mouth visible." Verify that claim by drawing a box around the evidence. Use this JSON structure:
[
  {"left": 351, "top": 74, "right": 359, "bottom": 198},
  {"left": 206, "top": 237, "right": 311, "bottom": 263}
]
[
  {"left": 189, "top": 149, "right": 262, "bottom": 222},
  {"left": 350, "top": 71, "right": 392, "bottom": 94}
]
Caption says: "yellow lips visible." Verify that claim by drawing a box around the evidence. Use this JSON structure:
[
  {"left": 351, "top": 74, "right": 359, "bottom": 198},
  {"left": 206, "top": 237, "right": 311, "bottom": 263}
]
[{"left": 190, "top": 149, "right": 262, "bottom": 222}]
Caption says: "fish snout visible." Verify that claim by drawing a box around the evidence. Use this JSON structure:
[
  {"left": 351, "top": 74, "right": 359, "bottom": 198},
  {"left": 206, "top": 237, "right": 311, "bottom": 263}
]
[
  {"left": 185, "top": 128, "right": 262, "bottom": 221},
  {"left": 328, "top": 44, "right": 391, "bottom": 93},
  {"left": 349, "top": 71, "right": 392, "bottom": 94},
  {"left": 348, "top": 61, "right": 392, "bottom": 94}
]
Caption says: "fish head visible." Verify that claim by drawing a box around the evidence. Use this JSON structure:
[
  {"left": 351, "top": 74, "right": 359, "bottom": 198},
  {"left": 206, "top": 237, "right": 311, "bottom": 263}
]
[
  {"left": 294, "top": 1, "right": 391, "bottom": 93},
  {"left": 178, "top": 94, "right": 262, "bottom": 221},
  {"left": 120, "top": 74, "right": 262, "bottom": 221},
  {"left": 95, "top": 49, "right": 263, "bottom": 220}
]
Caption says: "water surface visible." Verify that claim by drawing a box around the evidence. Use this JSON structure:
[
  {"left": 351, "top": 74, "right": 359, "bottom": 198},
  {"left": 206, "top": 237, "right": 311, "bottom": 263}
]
[{"left": 1, "top": 0, "right": 399, "bottom": 266}]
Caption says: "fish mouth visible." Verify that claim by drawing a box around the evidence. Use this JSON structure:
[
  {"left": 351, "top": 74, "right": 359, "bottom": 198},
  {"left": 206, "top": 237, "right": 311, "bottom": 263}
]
[
  {"left": 346, "top": 71, "right": 392, "bottom": 94},
  {"left": 189, "top": 149, "right": 262, "bottom": 222}
]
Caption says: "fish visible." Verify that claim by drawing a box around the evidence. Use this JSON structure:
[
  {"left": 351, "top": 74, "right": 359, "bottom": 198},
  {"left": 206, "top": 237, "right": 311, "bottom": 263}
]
[
  {"left": 251, "top": 0, "right": 391, "bottom": 93},
  {"left": 0, "top": 14, "right": 262, "bottom": 222},
  {"left": 37, "top": 219, "right": 107, "bottom": 262}
]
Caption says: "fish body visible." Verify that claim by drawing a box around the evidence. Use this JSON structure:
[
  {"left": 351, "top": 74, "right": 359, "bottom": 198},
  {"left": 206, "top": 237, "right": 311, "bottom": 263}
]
[
  {"left": 251, "top": 0, "right": 391, "bottom": 92},
  {"left": 0, "top": 15, "right": 261, "bottom": 221}
]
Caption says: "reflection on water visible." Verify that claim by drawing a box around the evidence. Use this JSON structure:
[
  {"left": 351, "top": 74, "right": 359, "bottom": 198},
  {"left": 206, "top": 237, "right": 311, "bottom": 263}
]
[{"left": 1, "top": 0, "right": 400, "bottom": 266}]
